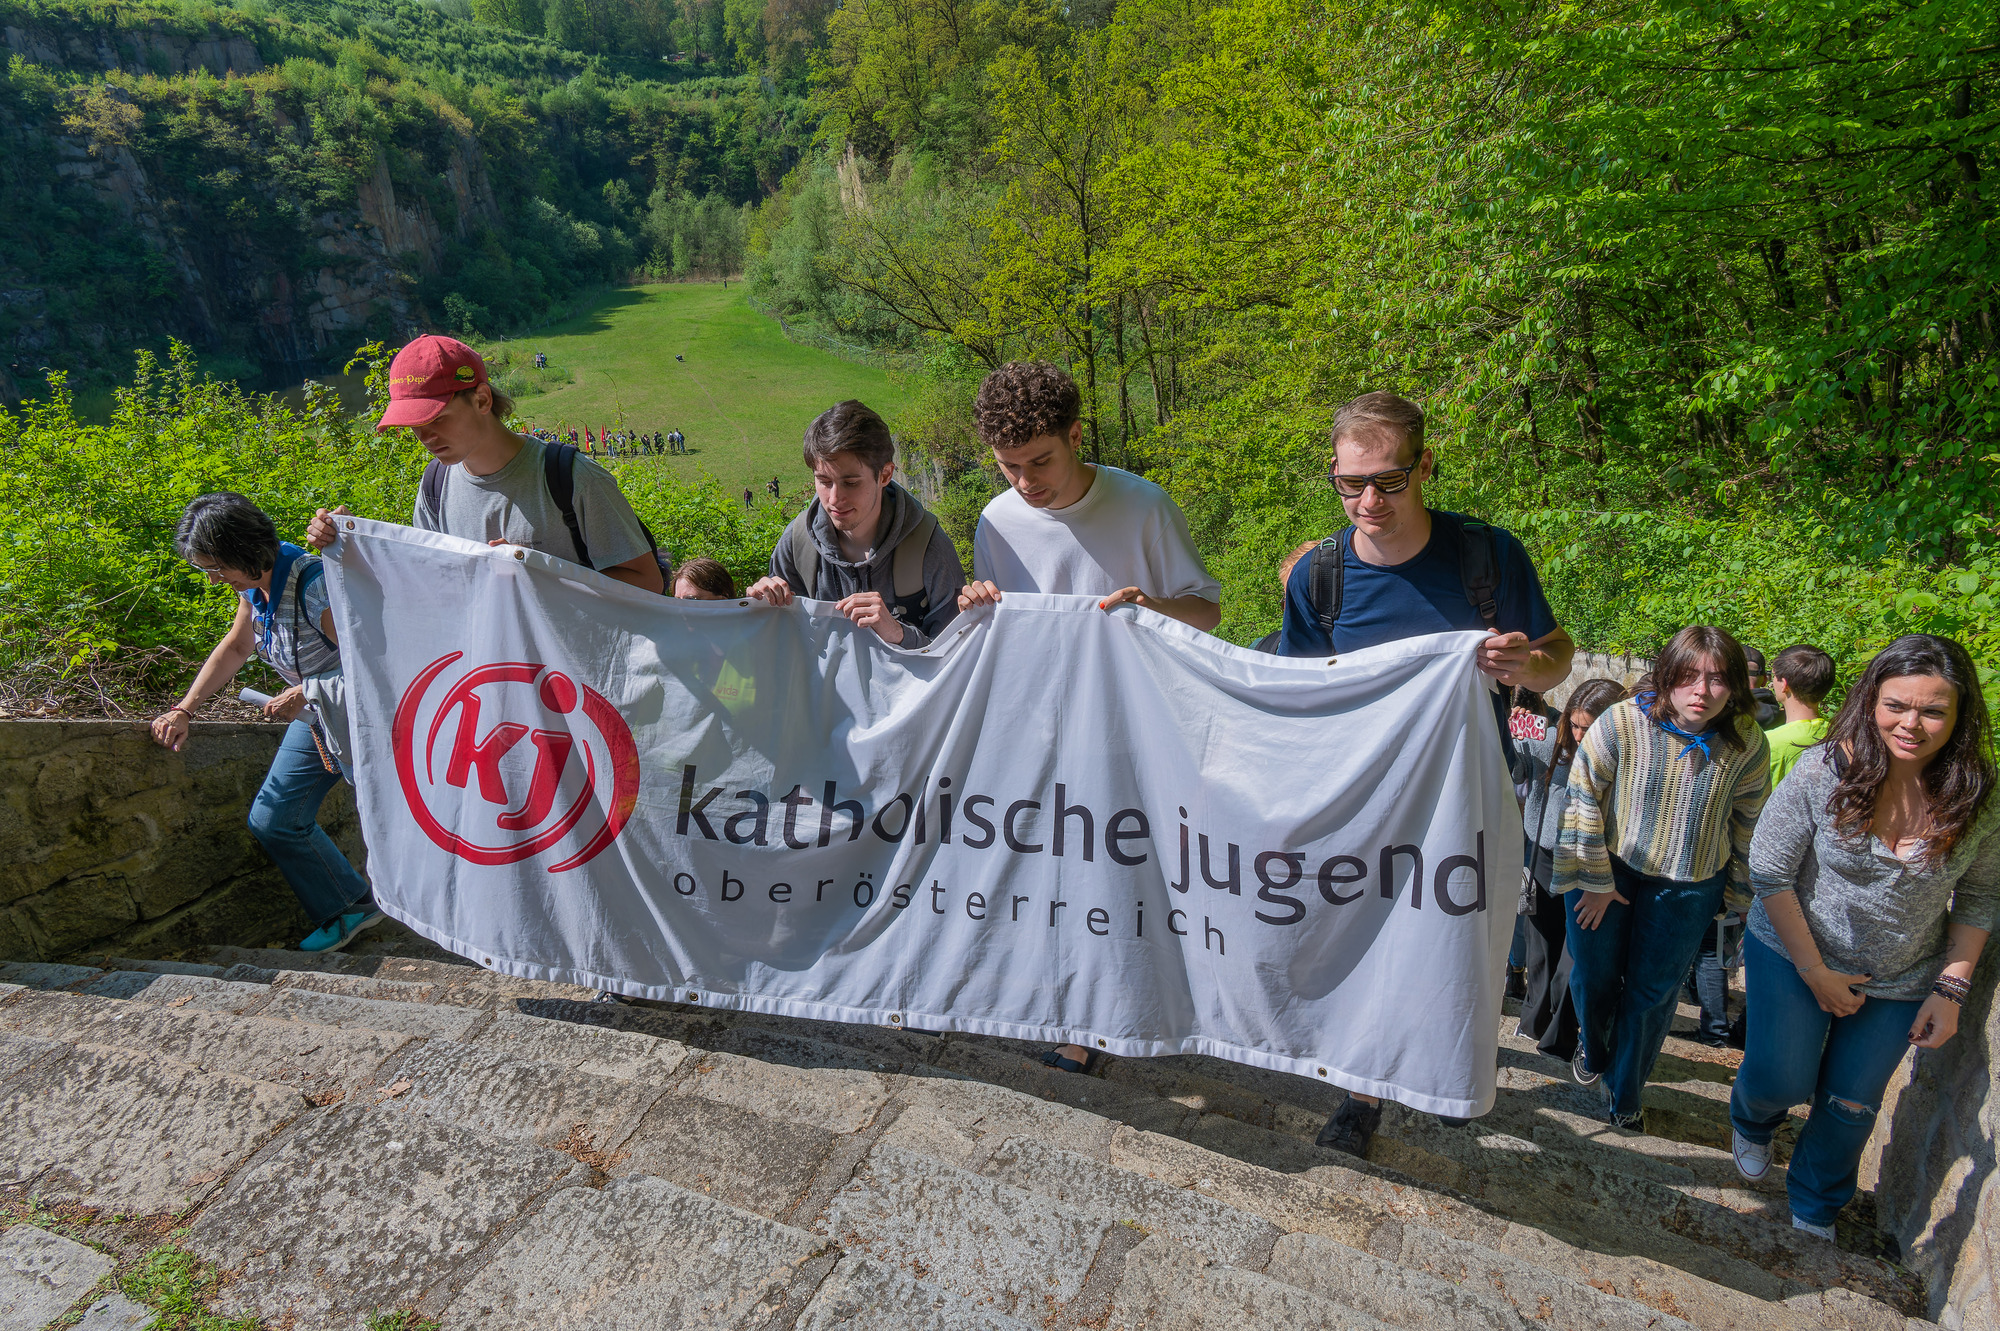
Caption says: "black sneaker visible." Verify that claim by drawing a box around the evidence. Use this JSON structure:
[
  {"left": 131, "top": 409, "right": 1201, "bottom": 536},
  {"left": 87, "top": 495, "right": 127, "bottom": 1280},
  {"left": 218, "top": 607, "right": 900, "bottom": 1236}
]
[
  {"left": 1435, "top": 1114, "right": 1472, "bottom": 1128},
  {"left": 1504, "top": 967, "right": 1527, "bottom": 1001},
  {"left": 1571, "top": 1046, "right": 1600, "bottom": 1087},
  {"left": 1315, "top": 1097, "right": 1382, "bottom": 1158},
  {"left": 1608, "top": 1108, "right": 1646, "bottom": 1133}
]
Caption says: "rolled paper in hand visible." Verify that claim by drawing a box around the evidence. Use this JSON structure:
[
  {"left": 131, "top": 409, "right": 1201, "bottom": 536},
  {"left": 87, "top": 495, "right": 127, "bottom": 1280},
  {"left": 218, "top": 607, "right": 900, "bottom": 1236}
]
[{"left": 240, "top": 687, "right": 275, "bottom": 708}]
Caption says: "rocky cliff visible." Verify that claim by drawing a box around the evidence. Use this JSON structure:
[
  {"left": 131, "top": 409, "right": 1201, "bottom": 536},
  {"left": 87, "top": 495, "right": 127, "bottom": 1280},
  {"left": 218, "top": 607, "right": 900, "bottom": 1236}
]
[{"left": 2, "top": 12, "right": 500, "bottom": 395}]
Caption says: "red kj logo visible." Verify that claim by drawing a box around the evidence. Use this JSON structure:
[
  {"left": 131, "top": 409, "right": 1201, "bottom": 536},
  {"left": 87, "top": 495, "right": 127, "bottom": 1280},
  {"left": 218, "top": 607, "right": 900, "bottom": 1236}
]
[{"left": 393, "top": 652, "right": 640, "bottom": 871}]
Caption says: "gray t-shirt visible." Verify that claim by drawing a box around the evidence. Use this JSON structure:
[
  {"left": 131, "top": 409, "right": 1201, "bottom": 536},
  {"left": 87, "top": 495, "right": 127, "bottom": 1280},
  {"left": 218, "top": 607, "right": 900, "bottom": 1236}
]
[
  {"left": 1748, "top": 746, "right": 2000, "bottom": 999},
  {"left": 414, "top": 436, "right": 651, "bottom": 572}
]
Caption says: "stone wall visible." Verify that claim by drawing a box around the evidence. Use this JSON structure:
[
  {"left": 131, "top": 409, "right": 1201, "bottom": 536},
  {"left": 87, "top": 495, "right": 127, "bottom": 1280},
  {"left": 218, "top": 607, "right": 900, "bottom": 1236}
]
[
  {"left": 1547, "top": 650, "right": 1652, "bottom": 708},
  {"left": 1878, "top": 946, "right": 1999, "bottom": 1328},
  {"left": 0, "top": 720, "right": 363, "bottom": 962}
]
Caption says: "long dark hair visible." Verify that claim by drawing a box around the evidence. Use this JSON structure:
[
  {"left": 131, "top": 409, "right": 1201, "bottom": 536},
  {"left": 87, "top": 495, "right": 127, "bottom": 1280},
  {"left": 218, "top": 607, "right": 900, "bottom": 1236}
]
[
  {"left": 1556, "top": 678, "right": 1628, "bottom": 767},
  {"left": 1648, "top": 625, "right": 1755, "bottom": 752},
  {"left": 1824, "top": 634, "right": 1996, "bottom": 869}
]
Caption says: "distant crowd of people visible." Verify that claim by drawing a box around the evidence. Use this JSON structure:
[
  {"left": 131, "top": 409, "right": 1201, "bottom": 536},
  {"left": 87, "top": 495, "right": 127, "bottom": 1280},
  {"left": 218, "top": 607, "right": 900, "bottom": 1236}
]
[
  {"left": 151, "top": 334, "right": 1996, "bottom": 1249},
  {"left": 525, "top": 425, "right": 687, "bottom": 458}
]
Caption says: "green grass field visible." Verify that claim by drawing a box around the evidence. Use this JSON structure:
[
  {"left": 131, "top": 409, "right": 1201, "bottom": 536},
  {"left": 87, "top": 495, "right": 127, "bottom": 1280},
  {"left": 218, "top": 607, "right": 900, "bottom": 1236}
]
[{"left": 489, "top": 283, "right": 913, "bottom": 496}]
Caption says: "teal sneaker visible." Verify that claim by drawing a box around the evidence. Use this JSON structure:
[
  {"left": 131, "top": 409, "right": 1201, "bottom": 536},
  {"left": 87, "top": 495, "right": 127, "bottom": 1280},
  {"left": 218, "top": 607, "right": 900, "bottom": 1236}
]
[{"left": 300, "top": 909, "right": 385, "bottom": 954}]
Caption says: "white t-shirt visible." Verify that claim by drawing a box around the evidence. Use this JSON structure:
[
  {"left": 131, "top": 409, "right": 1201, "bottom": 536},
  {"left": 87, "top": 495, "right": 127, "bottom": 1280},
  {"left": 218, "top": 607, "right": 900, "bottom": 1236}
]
[{"left": 973, "top": 465, "right": 1220, "bottom": 601}]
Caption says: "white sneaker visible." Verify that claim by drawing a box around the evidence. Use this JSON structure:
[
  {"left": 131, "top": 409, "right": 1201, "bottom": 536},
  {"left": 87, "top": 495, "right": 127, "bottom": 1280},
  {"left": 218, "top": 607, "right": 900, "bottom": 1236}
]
[
  {"left": 1732, "top": 1130, "right": 1773, "bottom": 1182},
  {"left": 1792, "top": 1215, "right": 1835, "bottom": 1241}
]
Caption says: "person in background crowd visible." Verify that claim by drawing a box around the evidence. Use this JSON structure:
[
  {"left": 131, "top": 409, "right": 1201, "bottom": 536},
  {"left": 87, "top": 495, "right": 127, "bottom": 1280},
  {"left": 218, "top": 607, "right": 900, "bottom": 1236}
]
[
  {"left": 744, "top": 487, "right": 754, "bottom": 510},
  {"left": 1731, "top": 634, "right": 1996, "bottom": 1241},
  {"left": 768, "top": 475, "right": 782, "bottom": 502},
  {"left": 1681, "top": 644, "right": 1844, "bottom": 1047},
  {"left": 1680, "top": 644, "right": 1842, "bottom": 1046},
  {"left": 1252, "top": 541, "right": 1322, "bottom": 653},
  {"left": 1557, "top": 625, "right": 1770, "bottom": 1130},
  {"left": 151, "top": 493, "right": 381, "bottom": 954},
  {"left": 1505, "top": 685, "right": 1556, "bottom": 999},
  {"left": 1744, "top": 645, "right": 1783, "bottom": 728},
  {"left": 1274, "top": 390, "right": 1573, "bottom": 1156},
  {"left": 956, "top": 360, "right": 1220, "bottom": 1076},
  {"left": 674, "top": 556, "right": 736, "bottom": 600},
  {"left": 305, "top": 335, "right": 666, "bottom": 594},
  {"left": 748, "top": 400, "right": 965, "bottom": 647},
  {"left": 1514, "top": 678, "right": 1627, "bottom": 1060},
  {"left": 1767, "top": 643, "right": 1837, "bottom": 787}
]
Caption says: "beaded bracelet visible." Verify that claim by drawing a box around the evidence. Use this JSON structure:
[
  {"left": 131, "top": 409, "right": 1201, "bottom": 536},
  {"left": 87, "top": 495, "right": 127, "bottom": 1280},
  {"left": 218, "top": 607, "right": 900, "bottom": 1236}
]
[{"left": 1932, "top": 975, "right": 1971, "bottom": 1006}]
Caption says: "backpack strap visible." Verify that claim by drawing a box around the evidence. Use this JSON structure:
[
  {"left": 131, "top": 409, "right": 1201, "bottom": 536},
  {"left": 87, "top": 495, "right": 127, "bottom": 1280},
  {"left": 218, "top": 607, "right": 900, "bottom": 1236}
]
[
  {"left": 784, "top": 510, "right": 819, "bottom": 596},
  {"left": 290, "top": 560, "right": 339, "bottom": 653},
  {"left": 541, "top": 442, "right": 593, "bottom": 569},
  {"left": 892, "top": 510, "right": 938, "bottom": 604},
  {"left": 1455, "top": 516, "right": 1502, "bottom": 631},
  {"left": 419, "top": 459, "right": 448, "bottom": 529},
  {"left": 1308, "top": 530, "right": 1347, "bottom": 640}
]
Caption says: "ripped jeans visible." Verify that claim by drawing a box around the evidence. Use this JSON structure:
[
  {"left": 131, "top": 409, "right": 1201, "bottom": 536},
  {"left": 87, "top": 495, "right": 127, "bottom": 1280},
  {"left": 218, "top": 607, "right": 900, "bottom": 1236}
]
[{"left": 1729, "top": 932, "right": 1921, "bottom": 1226}]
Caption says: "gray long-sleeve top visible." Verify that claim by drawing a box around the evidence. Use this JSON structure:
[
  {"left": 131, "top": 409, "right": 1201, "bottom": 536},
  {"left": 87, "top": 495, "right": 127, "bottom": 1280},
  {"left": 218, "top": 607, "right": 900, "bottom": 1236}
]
[
  {"left": 1515, "top": 729, "right": 1575, "bottom": 851},
  {"left": 768, "top": 482, "right": 966, "bottom": 648},
  {"left": 1748, "top": 746, "right": 2000, "bottom": 1000}
]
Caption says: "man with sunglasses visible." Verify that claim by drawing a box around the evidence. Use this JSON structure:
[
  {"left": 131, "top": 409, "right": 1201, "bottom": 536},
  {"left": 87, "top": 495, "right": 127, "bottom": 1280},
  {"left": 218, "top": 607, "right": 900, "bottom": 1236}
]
[{"left": 1284, "top": 391, "right": 1573, "bottom": 1158}]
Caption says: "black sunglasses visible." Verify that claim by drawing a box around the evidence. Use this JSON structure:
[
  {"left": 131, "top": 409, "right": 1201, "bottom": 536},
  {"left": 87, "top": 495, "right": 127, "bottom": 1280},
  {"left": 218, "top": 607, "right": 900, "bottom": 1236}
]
[{"left": 1328, "top": 462, "right": 1418, "bottom": 498}]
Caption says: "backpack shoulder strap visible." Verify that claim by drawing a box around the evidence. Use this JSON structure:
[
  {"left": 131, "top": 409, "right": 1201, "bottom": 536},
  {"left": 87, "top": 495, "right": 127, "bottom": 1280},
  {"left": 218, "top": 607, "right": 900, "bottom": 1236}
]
[
  {"left": 290, "top": 560, "right": 339, "bottom": 650},
  {"left": 1308, "top": 530, "right": 1347, "bottom": 640},
  {"left": 784, "top": 510, "right": 819, "bottom": 597},
  {"left": 542, "top": 442, "right": 592, "bottom": 569},
  {"left": 1454, "top": 515, "right": 1502, "bottom": 631},
  {"left": 893, "top": 510, "right": 939, "bottom": 603},
  {"left": 419, "top": 459, "right": 448, "bottom": 529}
]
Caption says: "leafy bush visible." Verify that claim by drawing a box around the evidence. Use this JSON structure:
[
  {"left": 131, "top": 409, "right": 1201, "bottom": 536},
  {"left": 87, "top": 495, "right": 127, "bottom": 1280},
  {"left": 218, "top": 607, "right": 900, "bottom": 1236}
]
[{"left": 0, "top": 341, "right": 796, "bottom": 710}]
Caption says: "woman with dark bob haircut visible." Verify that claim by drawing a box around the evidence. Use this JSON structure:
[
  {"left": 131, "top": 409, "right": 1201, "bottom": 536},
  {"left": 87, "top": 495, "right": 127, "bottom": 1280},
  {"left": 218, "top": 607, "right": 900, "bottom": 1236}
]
[
  {"left": 1730, "top": 634, "right": 1997, "bottom": 1241},
  {"left": 1553, "top": 626, "right": 1771, "bottom": 1130},
  {"left": 149, "top": 492, "right": 382, "bottom": 953}
]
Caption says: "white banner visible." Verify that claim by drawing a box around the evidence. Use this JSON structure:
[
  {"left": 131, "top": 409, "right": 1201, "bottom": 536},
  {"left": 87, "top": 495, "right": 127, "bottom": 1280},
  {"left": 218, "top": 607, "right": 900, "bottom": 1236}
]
[{"left": 325, "top": 518, "right": 1516, "bottom": 1116}]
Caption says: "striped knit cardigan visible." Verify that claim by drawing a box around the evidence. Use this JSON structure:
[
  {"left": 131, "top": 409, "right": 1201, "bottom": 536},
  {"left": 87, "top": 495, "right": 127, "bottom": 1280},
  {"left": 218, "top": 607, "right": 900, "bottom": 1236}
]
[{"left": 1553, "top": 697, "right": 1770, "bottom": 912}]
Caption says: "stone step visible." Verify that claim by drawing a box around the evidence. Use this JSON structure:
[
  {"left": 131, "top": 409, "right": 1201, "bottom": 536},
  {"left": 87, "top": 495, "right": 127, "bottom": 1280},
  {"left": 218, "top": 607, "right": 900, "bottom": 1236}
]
[
  {"left": 0, "top": 987, "right": 411, "bottom": 1102},
  {"left": 187, "top": 1099, "right": 586, "bottom": 1325},
  {"left": 10, "top": 955, "right": 1926, "bottom": 1331},
  {"left": 1108, "top": 1233, "right": 1397, "bottom": 1331},
  {"left": 9, "top": 977, "right": 1686, "bottom": 1331},
  {"left": 1119, "top": 1114, "right": 1874, "bottom": 1331},
  {"left": 0, "top": 1033, "right": 305, "bottom": 1214}
]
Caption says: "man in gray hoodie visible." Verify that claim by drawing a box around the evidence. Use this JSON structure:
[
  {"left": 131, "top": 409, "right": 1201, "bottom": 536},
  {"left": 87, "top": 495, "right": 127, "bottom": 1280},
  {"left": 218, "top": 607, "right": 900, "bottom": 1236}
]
[{"left": 746, "top": 400, "right": 965, "bottom": 647}]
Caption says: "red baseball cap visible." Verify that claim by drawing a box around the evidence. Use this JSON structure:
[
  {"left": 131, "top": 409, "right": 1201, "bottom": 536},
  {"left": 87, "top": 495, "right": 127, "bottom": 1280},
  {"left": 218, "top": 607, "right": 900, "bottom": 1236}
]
[{"left": 376, "top": 334, "right": 487, "bottom": 430}]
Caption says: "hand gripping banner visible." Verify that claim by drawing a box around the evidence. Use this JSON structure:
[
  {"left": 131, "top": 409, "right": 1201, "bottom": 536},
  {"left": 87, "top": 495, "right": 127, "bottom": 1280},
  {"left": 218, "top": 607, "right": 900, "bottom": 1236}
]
[{"left": 325, "top": 518, "right": 1517, "bottom": 1116}]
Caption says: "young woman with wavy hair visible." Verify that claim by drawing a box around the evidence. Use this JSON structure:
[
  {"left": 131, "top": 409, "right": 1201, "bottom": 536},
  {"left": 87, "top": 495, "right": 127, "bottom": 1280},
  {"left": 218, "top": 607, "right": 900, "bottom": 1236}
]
[
  {"left": 1555, "top": 626, "right": 1771, "bottom": 1129},
  {"left": 1730, "top": 635, "right": 1998, "bottom": 1241}
]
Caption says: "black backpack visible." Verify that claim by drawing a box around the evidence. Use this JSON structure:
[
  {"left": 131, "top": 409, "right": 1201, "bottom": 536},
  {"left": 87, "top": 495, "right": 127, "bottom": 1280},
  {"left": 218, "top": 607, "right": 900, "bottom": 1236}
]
[
  {"left": 1306, "top": 514, "right": 1502, "bottom": 643},
  {"left": 420, "top": 443, "right": 673, "bottom": 593}
]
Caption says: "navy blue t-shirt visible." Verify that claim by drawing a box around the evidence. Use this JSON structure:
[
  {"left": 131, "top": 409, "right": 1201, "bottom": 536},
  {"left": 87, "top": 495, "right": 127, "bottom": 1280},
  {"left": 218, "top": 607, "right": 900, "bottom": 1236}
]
[{"left": 1278, "top": 511, "right": 1559, "bottom": 737}]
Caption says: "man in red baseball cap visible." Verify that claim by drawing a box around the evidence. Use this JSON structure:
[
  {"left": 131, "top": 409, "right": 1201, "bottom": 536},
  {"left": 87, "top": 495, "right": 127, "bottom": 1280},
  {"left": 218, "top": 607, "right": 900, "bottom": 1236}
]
[{"left": 307, "top": 334, "right": 667, "bottom": 593}]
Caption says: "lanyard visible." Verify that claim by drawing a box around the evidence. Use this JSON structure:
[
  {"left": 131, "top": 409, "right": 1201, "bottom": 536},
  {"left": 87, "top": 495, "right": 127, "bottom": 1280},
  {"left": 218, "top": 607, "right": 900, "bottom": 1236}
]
[{"left": 250, "top": 543, "right": 305, "bottom": 674}]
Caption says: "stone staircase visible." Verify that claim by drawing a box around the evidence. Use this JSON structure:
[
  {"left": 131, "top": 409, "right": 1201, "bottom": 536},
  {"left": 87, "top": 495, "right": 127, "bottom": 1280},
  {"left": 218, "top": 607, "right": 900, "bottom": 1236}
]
[{"left": 0, "top": 933, "right": 1935, "bottom": 1331}]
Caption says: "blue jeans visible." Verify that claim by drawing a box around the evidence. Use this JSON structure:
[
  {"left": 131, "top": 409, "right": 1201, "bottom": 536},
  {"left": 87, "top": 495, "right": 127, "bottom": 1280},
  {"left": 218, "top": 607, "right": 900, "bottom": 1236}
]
[
  {"left": 1729, "top": 933, "right": 1921, "bottom": 1227},
  {"left": 248, "top": 720, "right": 372, "bottom": 928},
  {"left": 1683, "top": 920, "right": 1730, "bottom": 1041},
  {"left": 1564, "top": 859, "right": 1726, "bottom": 1116}
]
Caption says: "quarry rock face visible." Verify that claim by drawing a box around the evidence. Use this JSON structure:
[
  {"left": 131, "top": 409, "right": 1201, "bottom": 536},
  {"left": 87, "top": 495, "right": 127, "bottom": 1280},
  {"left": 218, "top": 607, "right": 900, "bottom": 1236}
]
[{"left": 0, "top": 18, "right": 500, "bottom": 383}]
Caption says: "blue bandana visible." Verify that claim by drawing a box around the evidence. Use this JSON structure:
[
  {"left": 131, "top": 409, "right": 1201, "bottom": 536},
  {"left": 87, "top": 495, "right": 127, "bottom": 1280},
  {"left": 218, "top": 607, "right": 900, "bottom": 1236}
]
[{"left": 1637, "top": 692, "right": 1718, "bottom": 762}]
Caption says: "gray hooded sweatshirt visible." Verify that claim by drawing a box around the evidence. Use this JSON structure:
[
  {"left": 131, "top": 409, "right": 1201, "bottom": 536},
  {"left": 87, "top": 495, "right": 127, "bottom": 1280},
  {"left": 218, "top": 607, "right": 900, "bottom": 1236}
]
[{"left": 768, "top": 481, "right": 966, "bottom": 648}]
